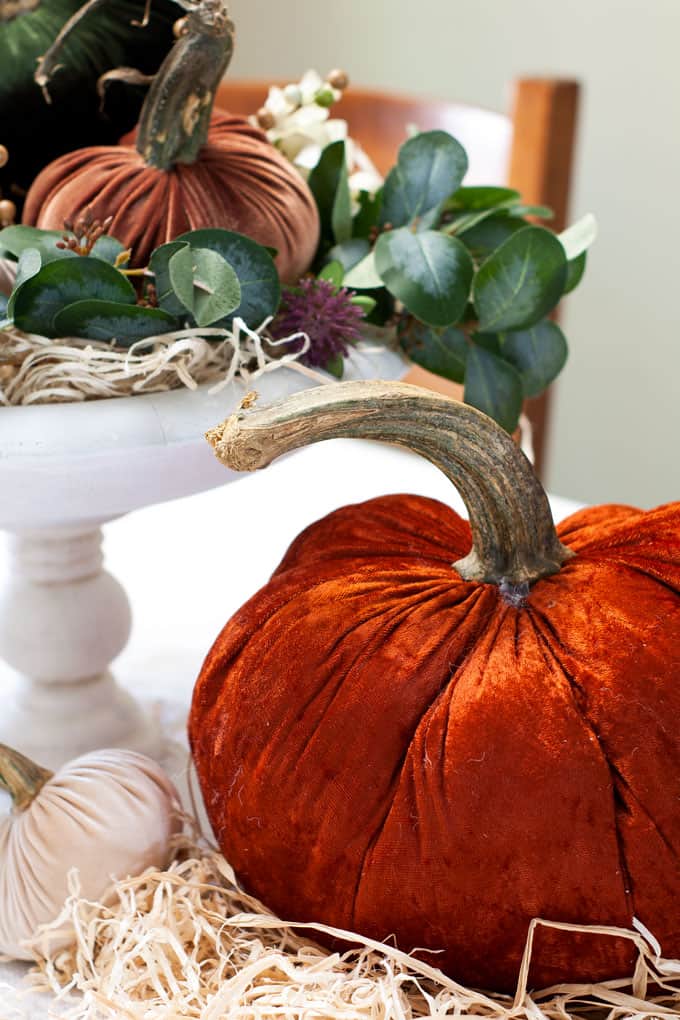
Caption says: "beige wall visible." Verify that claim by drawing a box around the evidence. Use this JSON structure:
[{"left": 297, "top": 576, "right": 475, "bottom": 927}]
[{"left": 229, "top": 0, "right": 680, "bottom": 507}]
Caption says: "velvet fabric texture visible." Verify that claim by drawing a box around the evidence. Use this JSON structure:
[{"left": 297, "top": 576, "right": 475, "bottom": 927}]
[
  {"left": 22, "top": 112, "right": 320, "bottom": 283},
  {"left": 189, "top": 495, "right": 680, "bottom": 993}
]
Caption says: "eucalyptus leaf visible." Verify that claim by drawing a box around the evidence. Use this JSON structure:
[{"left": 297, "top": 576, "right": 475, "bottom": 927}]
[
  {"left": 444, "top": 200, "right": 519, "bottom": 237},
  {"left": 380, "top": 130, "right": 469, "bottom": 228},
  {"left": 353, "top": 188, "right": 383, "bottom": 238},
  {"left": 7, "top": 248, "right": 42, "bottom": 318},
  {"left": 328, "top": 238, "right": 370, "bottom": 273},
  {"left": 464, "top": 343, "right": 524, "bottom": 433},
  {"left": 343, "top": 250, "right": 383, "bottom": 290},
  {"left": 400, "top": 320, "right": 468, "bottom": 383},
  {"left": 374, "top": 227, "right": 473, "bottom": 327},
  {"left": 506, "top": 204, "right": 554, "bottom": 220},
  {"left": 53, "top": 300, "right": 177, "bottom": 345},
  {"left": 563, "top": 251, "right": 587, "bottom": 295},
  {"left": 497, "top": 320, "right": 568, "bottom": 398},
  {"left": 459, "top": 215, "right": 526, "bottom": 257},
  {"left": 446, "top": 186, "right": 520, "bottom": 211},
  {"left": 168, "top": 246, "right": 241, "bottom": 327},
  {"left": 473, "top": 226, "right": 568, "bottom": 332},
  {"left": 350, "top": 295, "right": 376, "bottom": 315},
  {"left": 559, "top": 212, "right": 598, "bottom": 261},
  {"left": 90, "top": 235, "right": 128, "bottom": 265},
  {"left": 324, "top": 353, "right": 344, "bottom": 378},
  {"left": 149, "top": 240, "right": 191, "bottom": 318},
  {"left": 308, "top": 140, "right": 352, "bottom": 245},
  {"left": 167, "top": 245, "right": 195, "bottom": 313},
  {"left": 11, "top": 257, "right": 136, "bottom": 337},
  {"left": 175, "top": 229, "right": 280, "bottom": 327},
  {"left": 0, "top": 225, "right": 76, "bottom": 265},
  {"left": 319, "top": 260, "right": 345, "bottom": 287}
]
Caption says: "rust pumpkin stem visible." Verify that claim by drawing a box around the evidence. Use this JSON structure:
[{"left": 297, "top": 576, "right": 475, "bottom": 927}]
[{"left": 206, "top": 380, "right": 573, "bottom": 588}]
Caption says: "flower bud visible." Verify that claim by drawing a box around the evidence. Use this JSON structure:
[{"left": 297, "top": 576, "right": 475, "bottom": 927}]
[
  {"left": 327, "top": 69, "right": 349, "bottom": 91},
  {"left": 0, "top": 199, "right": 16, "bottom": 226},
  {"left": 314, "top": 86, "right": 336, "bottom": 109},
  {"left": 256, "top": 107, "right": 276, "bottom": 130},
  {"left": 283, "top": 84, "right": 302, "bottom": 107}
]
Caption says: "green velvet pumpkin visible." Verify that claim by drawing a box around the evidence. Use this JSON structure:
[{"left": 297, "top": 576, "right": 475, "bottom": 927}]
[{"left": 0, "top": 0, "right": 177, "bottom": 206}]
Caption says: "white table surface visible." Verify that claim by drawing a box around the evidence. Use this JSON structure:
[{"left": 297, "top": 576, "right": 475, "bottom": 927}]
[{"left": 0, "top": 438, "right": 582, "bottom": 1017}]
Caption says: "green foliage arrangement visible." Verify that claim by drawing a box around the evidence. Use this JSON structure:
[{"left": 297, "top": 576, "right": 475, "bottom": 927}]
[
  {"left": 306, "top": 131, "right": 596, "bottom": 433},
  {"left": 0, "top": 215, "right": 282, "bottom": 345},
  {"left": 0, "top": 128, "right": 595, "bottom": 432}
]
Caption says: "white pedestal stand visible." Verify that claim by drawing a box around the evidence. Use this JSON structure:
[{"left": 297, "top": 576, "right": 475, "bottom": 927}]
[
  {"left": 0, "top": 524, "right": 162, "bottom": 769},
  {"left": 0, "top": 347, "right": 407, "bottom": 769}
]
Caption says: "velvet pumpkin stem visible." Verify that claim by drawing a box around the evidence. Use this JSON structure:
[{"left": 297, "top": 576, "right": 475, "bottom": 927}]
[
  {"left": 0, "top": 744, "right": 53, "bottom": 812},
  {"left": 206, "top": 381, "right": 573, "bottom": 587},
  {"left": 135, "top": 0, "right": 235, "bottom": 169}
]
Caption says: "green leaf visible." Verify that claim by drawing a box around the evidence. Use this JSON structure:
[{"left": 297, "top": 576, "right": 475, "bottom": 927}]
[
  {"left": 350, "top": 294, "right": 376, "bottom": 315},
  {"left": 53, "top": 301, "right": 177, "bottom": 345},
  {"left": 7, "top": 248, "right": 42, "bottom": 318},
  {"left": 506, "top": 204, "right": 554, "bottom": 220},
  {"left": 308, "top": 140, "right": 352, "bottom": 244},
  {"left": 497, "top": 320, "right": 568, "bottom": 398},
  {"left": 459, "top": 215, "right": 526, "bottom": 257},
  {"left": 381, "top": 131, "right": 469, "bottom": 228},
  {"left": 559, "top": 213, "right": 597, "bottom": 261},
  {"left": 444, "top": 202, "right": 518, "bottom": 237},
  {"left": 473, "top": 226, "right": 568, "bottom": 332},
  {"left": 149, "top": 241, "right": 191, "bottom": 318},
  {"left": 328, "top": 239, "right": 370, "bottom": 274},
  {"left": 400, "top": 319, "right": 468, "bottom": 383},
  {"left": 167, "top": 245, "right": 195, "bottom": 313},
  {"left": 11, "top": 257, "right": 136, "bottom": 337},
  {"left": 318, "top": 260, "right": 345, "bottom": 287},
  {"left": 0, "top": 225, "right": 76, "bottom": 265},
  {"left": 332, "top": 157, "right": 353, "bottom": 245},
  {"left": 168, "top": 246, "right": 241, "bottom": 327},
  {"left": 353, "top": 188, "right": 382, "bottom": 238},
  {"left": 374, "top": 227, "right": 473, "bottom": 327},
  {"left": 464, "top": 343, "right": 524, "bottom": 433},
  {"left": 175, "top": 229, "right": 280, "bottom": 327},
  {"left": 343, "top": 251, "right": 383, "bottom": 290},
  {"left": 90, "top": 235, "right": 127, "bottom": 265},
  {"left": 324, "top": 354, "right": 344, "bottom": 378},
  {"left": 563, "top": 251, "right": 587, "bottom": 295},
  {"left": 446, "top": 186, "right": 521, "bottom": 211}
]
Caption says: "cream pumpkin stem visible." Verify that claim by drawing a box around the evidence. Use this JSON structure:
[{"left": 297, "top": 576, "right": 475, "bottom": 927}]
[
  {"left": 207, "top": 381, "right": 574, "bottom": 588},
  {"left": 0, "top": 744, "right": 53, "bottom": 812},
  {"left": 136, "top": 0, "right": 235, "bottom": 169}
]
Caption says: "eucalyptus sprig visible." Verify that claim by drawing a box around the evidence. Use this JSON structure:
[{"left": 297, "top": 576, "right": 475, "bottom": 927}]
[
  {"left": 0, "top": 221, "right": 281, "bottom": 344},
  {"left": 307, "top": 130, "right": 597, "bottom": 432}
]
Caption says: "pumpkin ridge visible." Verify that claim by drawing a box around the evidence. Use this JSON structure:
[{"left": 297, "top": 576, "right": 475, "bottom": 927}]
[
  {"left": 527, "top": 612, "right": 638, "bottom": 921},
  {"left": 348, "top": 595, "right": 509, "bottom": 931},
  {"left": 286, "top": 576, "right": 487, "bottom": 767},
  {"left": 608, "top": 559, "right": 680, "bottom": 598}
]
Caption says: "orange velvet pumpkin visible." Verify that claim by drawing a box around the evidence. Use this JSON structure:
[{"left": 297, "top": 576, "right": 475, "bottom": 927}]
[
  {"left": 190, "top": 381, "right": 680, "bottom": 993},
  {"left": 22, "top": 3, "right": 319, "bottom": 282}
]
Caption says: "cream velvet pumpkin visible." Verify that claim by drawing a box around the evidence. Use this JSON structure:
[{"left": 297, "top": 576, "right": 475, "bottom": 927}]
[{"left": 0, "top": 746, "right": 181, "bottom": 960}]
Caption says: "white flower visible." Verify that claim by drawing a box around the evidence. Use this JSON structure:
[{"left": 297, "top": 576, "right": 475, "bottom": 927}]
[{"left": 254, "top": 69, "right": 384, "bottom": 204}]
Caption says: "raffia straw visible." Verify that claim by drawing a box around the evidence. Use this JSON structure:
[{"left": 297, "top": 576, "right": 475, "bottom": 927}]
[
  {"left": 18, "top": 828, "right": 680, "bottom": 1020},
  {"left": 0, "top": 320, "right": 323, "bottom": 406}
]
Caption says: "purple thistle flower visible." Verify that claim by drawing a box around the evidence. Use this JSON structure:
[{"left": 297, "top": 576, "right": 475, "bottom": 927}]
[{"left": 270, "top": 277, "right": 365, "bottom": 369}]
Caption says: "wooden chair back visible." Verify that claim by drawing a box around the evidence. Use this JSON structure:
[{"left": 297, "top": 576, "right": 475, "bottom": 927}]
[{"left": 216, "top": 79, "right": 580, "bottom": 476}]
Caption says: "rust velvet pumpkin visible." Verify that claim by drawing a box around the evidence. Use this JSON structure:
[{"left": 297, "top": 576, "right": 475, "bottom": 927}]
[
  {"left": 190, "top": 381, "right": 680, "bottom": 993},
  {"left": 22, "top": 0, "right": 319, "bottom": 282}
]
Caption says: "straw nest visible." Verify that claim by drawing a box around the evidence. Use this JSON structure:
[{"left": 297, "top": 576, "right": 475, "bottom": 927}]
[{"left": 13, "top": 828, "right": 680, "bottom": 1020}]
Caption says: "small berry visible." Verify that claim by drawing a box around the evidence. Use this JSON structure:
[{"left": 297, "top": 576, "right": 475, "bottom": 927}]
[
  {"left": 327, "top": 69, "right": 349, "bottom": 91},
  {"left": 256, "top": 107, "right": 276, "bottom": 131}
]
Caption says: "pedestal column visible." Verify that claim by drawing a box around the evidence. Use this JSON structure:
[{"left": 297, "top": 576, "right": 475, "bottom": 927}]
[{"left": 0, "top": 523, "right": 161, "bottom": 769}]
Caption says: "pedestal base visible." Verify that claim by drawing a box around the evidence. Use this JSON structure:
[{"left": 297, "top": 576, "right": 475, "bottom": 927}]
[{"left": 0, "top": 669, "right": 163, "bottom": 771}]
